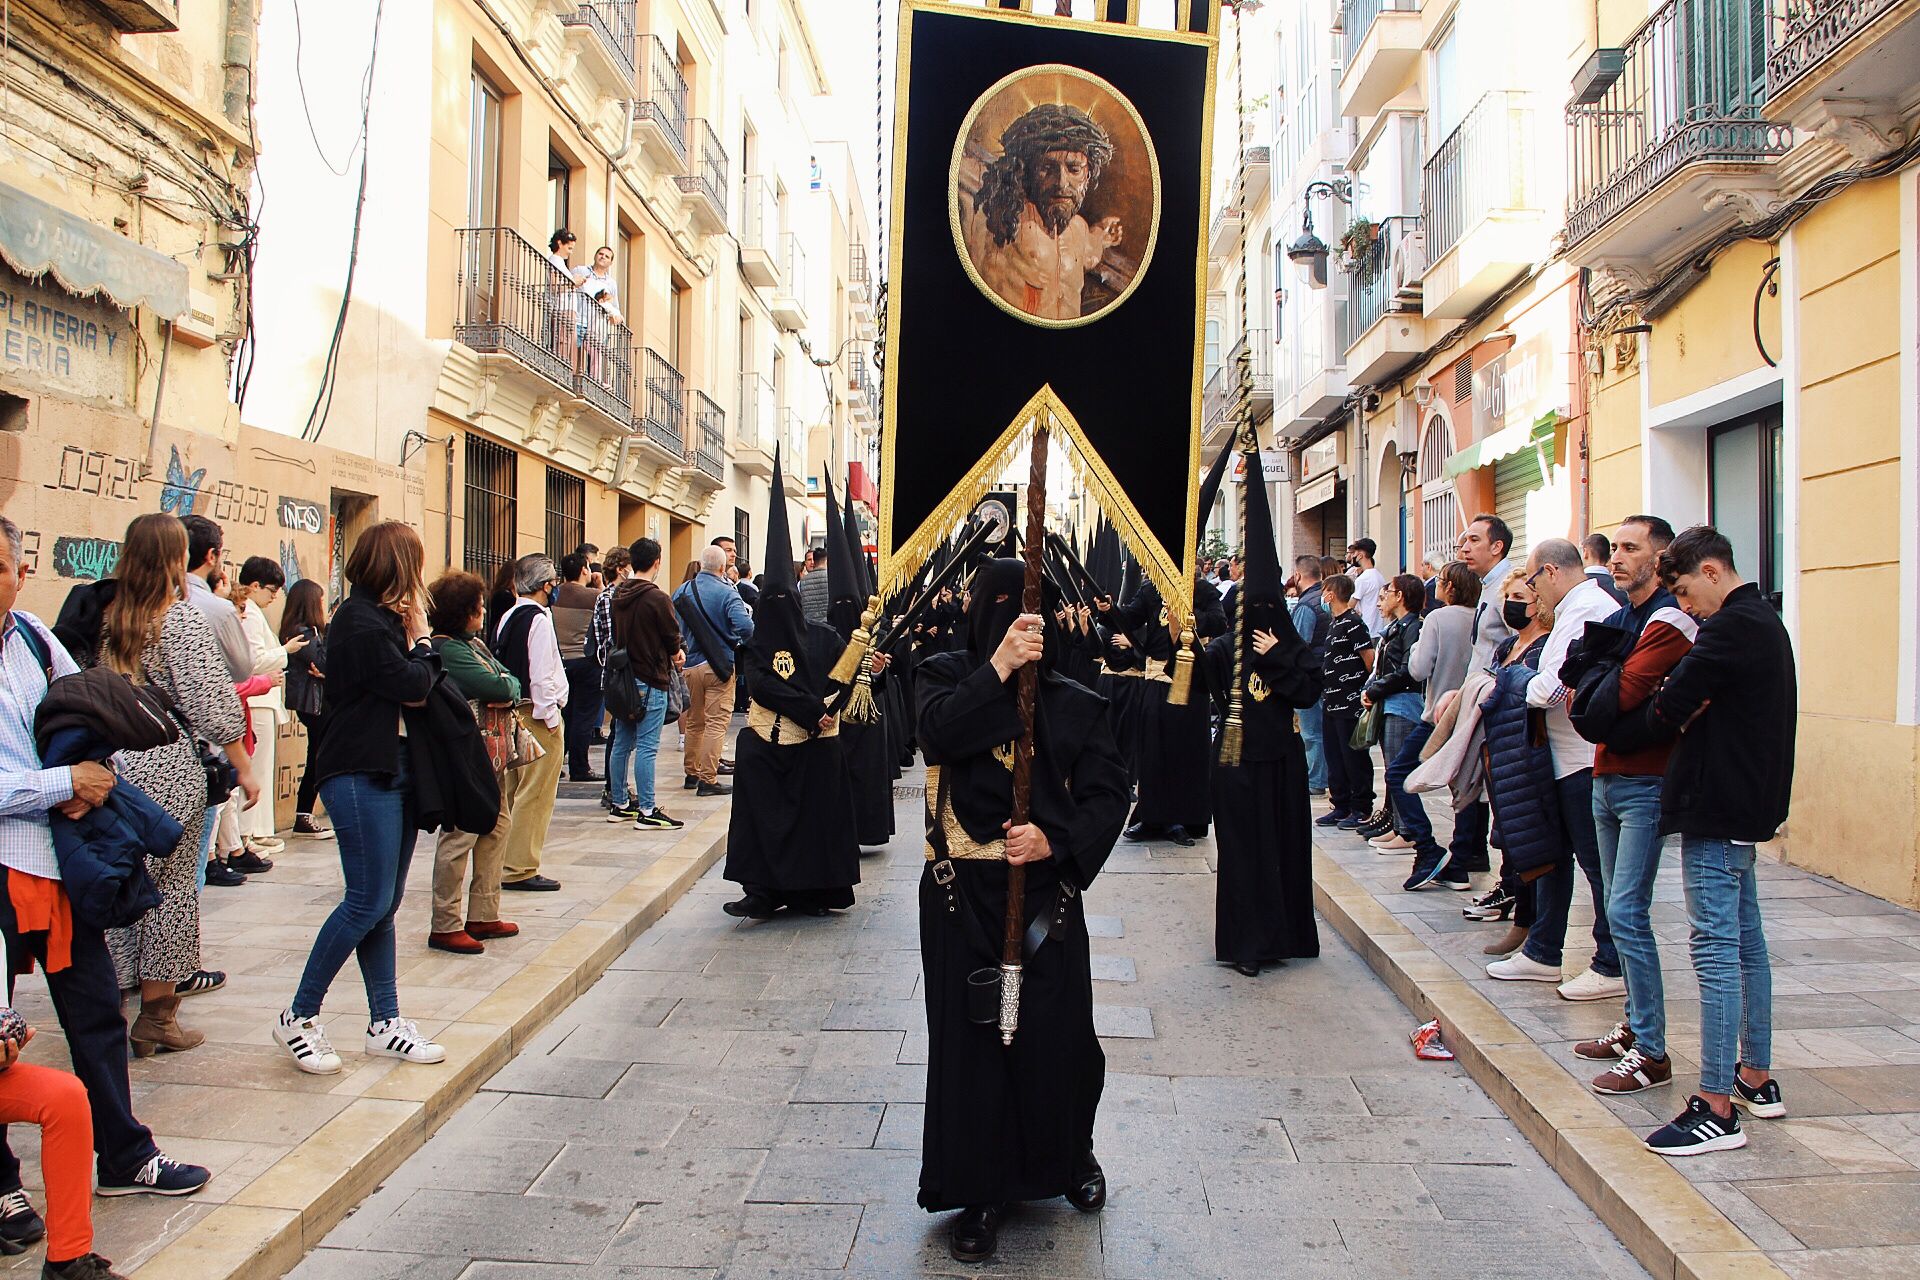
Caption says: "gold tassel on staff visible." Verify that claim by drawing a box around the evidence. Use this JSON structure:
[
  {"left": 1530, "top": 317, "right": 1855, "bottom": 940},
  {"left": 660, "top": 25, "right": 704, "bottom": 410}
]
[
  {"left": 830, "top": 595, "right": 881, "bottom": 685},
  {"left": 1165, "top": 625, "right": 1197, "bottom": 705},
  {"left": 842, "top": 651, "right": 880, "bottom": 724}
]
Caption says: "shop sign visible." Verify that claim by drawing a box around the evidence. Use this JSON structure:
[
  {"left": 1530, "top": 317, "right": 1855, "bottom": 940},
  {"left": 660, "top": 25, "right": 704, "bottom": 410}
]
[
  {"left": 1301, "top": 433, "right": 1342, "bottom": 479},
  {"left": 0, "top": 266, "right": 132, "bottom": 403},
  {"left": 1473, "top": 334, "right": 1559, "bottom": 439},
  {"left": 1296, "top": 469, "right": 1339, "bottom": 512},
  {"left": 1229, "top": 451, "right": 1288, "bottom": 484}
]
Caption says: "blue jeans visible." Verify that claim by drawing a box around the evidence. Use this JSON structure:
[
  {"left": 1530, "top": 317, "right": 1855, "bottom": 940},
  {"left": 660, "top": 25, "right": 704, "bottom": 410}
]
[
  {"left": 196, "top": 806, "right": 217, "bottom": 891},
  {"left": 607, "top": 691, "right": 668, "bottom": 812},
  {"left": 1384, "top": 719, "right": 1437, "bottom": 853},
  {"left": 1524, "top": 770, "right": 1618, "bottom": 976},
  {"left": 1298, "top": 700, "right": 1327, "bottom": 792},
  {"left": 1594, "top": 774, "right": 1668, "bottom": 1058},
  {"left": 1682, "top": 838, "right": 1772, "bottom": 1096},
  {"left": 294, "top": 760, "right": 418, "bottom": 1024}
]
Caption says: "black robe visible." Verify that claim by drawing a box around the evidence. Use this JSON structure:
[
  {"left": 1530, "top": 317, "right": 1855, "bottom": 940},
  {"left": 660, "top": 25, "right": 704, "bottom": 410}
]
[
  {"left": 723, "top": 622, "right": 862, "bottom": 910},
  {"left": 1114, "top": 580, "right": 1223, "bottom": 833},
  {"left": 1206, "top": 626, "right": 1322, "bottom": 966},
  {"left": 915, "top": 653, "right": 1129, "bottom": 1212},
  {"left": 839, "top": 669, "right": 898, "bottom": 847}
]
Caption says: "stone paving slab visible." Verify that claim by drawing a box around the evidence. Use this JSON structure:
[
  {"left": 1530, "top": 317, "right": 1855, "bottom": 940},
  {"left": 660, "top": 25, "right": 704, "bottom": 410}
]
[
  {"left": 1311, "top": 784, "right": 1920, "bottom": 1280},
  {"left": 290, "top": 774, "right": 1650, "bottom": 1279},
  {"left": 0, "top": 738, "right": 732, "bottom": 1278}
]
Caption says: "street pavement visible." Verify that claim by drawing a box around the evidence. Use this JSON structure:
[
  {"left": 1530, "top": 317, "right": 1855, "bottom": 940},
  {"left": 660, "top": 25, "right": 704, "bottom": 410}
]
[{"left": 289, "top": 772, "right": 1650, "bottom": 1279}]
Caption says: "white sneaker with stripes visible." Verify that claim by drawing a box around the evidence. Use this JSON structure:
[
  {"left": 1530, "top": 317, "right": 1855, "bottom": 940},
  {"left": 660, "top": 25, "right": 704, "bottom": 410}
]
[
  {"left": 274, "top": 1010, "right": 342, "bottom": 1076},
  {"left": 366, "top": 1017, "right": 446, "bottom": 1064}
]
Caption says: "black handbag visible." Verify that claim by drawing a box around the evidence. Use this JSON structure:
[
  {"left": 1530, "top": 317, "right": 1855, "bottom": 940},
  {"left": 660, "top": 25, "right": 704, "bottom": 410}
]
[{"left": 601, "top": 646, "right": 652, "bottom": 723}]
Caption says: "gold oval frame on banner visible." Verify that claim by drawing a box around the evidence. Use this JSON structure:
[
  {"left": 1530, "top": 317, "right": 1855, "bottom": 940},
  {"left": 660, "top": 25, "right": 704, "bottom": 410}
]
[{"left": 947, "top": 63, "right": 1163, "bottom": 330}]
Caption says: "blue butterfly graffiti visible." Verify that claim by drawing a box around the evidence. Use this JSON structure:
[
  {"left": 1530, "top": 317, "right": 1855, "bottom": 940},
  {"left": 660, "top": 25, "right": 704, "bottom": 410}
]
[{"left": 159, "top": 445, "right": 207, "bottom": 516}]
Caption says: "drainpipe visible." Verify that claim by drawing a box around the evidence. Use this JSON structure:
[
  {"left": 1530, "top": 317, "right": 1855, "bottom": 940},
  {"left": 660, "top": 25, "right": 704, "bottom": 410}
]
[
  {"left": 146, "top": 320, "right": 175, "bottom": 466},
  {"left": 606, "top": 100, "right": 637, "bottom": 242},
  {"left": 221, "top": 0, "right": 256, "bottom": 132}
]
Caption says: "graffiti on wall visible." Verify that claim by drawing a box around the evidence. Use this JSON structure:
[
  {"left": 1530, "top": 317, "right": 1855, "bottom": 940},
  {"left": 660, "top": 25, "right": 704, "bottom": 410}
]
[
  {"left": 277, "top": 496, "right": 324, "bottom": 533},
  {"left": 49, "top": 536, "right": 121, "bottom": 581}
]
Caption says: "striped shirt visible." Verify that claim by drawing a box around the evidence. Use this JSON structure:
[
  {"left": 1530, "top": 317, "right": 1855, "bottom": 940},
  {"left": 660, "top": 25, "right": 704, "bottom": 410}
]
[{"left": 0, "top": 611, "right": 82, "bottom": 880}]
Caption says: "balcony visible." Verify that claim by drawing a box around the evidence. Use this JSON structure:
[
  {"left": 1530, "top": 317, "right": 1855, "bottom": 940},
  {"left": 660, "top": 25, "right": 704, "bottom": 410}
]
[
  {"left": 772, "top": 233, "right": 808, "bottom": 331},
  {"left": 454, "top": 226, "right": 577, "bottom": 393},
  {"left": 635, "top": 348, "right": 685, "bottom": 464},
  {"left": 849, "top": 242, "right": 872, "bottom": 318},
  {"left": 687, "top": 391, "right": 726, "bottom": 486},
  {"left": 556, "top": 2, "right": 637, "bottom": 92},
  {"left": 1343, "top": 215, "right": 1432, "bottom": 385},
  {"left": 1564, "top": 0, "right": 1792, "bottom": 268},
  {"left": 89, "top": 0, "right": 177, "bottom": 32},
  {"left": 737, "top": 178, "right": 780, "bottom": 289},
  {"left": 735, "top": 373, "right": 776, "bottom": 477},
  {"left": 1338, "top": 0, "right": 1423, "bottom": 122},
  {"left": 864, "top": 378, "right": 880, "bottom": 426},
  {"left": 675, "top": 118, "right": 729, "bottom": 237},
  {"left": 848, "top": 351, "right": 874, "bottom": 422},
  {"left": 1236, "top": 146, "right": 1271, "bottom": 207},
  {"left": 1765, "top": 2, "right": 1920, "bottom": 135},
  {"left": 1203, "top": 331, "right": 1274, "bottom": 448},
  {"left": 631, "top": 36, "right": 688, "bottom": 169},
  {"left": 572, "top": 303, "right": 634, "bottom": 428},
  {"left": 1420, "top": 92, "right": 1546, "bottom": 319},
  {"left": 1209, "top": 206, "right": 1245, "bottom": 259},
  {"left": 779, "top": 408, "right": 807, "bottom": 487}
]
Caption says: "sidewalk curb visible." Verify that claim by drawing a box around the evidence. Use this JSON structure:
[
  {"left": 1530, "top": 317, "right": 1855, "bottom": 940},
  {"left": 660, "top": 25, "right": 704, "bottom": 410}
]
[
  {"left": 1310, "top": 849, "right": 1791, "bottom": 1280},
  {"left": 129, "top": 813, "right": 731, "bottom": 1280}
]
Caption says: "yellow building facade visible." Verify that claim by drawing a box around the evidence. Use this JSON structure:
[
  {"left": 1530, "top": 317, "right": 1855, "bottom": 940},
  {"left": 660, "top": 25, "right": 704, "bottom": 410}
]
[{"left": 1572, "top": 0, "right": 1920, "bottom": 904}]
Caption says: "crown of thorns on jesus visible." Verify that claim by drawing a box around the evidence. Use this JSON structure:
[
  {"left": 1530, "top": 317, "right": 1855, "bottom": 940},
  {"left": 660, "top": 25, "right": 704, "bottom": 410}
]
[{"left": 975, "top": 103, "right": 1116, "bottom": 249}]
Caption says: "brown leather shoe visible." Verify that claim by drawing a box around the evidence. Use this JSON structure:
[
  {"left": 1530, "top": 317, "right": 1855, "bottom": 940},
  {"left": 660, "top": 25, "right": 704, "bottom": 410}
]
[
  {"left": 427, "top": 930, "right": 484, "bottom": 955},
  {"left": 465, "top": 919, "right": 519, "bottom": 940},
  {"left": 129, "top": 995, "right": 204, "bottom": 1058}
]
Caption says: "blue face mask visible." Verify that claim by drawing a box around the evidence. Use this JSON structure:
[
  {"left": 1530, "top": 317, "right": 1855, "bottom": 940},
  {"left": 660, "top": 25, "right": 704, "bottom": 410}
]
[{"left": 546, "top": 584, "right": 561, "bottom": 606}]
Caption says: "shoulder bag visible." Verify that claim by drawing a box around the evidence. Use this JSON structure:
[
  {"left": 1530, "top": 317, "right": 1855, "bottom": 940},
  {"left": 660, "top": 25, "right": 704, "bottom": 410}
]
[{"left": 601, "top": 646, "right": 652, "bottom": 723}]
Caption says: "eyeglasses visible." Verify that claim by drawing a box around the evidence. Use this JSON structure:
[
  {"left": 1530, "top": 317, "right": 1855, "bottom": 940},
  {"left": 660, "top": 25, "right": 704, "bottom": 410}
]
[{"left": 1525, "top": 566, "right": 1549, "bottom": 590}]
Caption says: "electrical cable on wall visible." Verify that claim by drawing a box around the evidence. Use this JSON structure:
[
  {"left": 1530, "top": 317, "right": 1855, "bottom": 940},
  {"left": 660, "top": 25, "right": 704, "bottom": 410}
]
[{"left": 302, "top": 0, "right": 386, "bottom": 445}]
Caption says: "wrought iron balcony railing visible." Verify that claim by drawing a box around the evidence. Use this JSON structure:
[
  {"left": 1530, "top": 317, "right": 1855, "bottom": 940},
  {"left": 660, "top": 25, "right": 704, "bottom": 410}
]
[
  {"left": 573, "top": 301, "right": 633, "bottom": 424},
  {"left": 781, "top": 233, "right": 807, "bottom": 302},
  {"left": 1340, "top": 0, "right": 1419, "bottom": 70},
  {"left": 779, "top": 408, "right": 806, "bottom": 483},
  {"left": 634, "top": 34, "right": 688, "bottom": 161},
  {"left": 454, "top": 226, "right": 579, "bottom": 392},
  {"left": 638, "top": 347, "right": 684, "bottom": 455},
  {"left": 676, "top": 117, "right": 728, "bottom": 217},
  {"left": 1423, "top": 91, "right": 1537, "bottom": 261},
  {"left": 1766, "top": 0, "right": 1903, "bottom": 98},
  {"left": 1348, "top": 215, "right": 1421, "bottom": 341},
  {"left": 690, "top": 391, "right": 725, "bottom": 480},
  {"left": 850, "top": 241, "right": 869, "bottom": 288},
  {"left": 1565, "top": 0, "right": 1792, "bottom": 248},
  {"left": 556, "top": 2, "right": 637, "bottom": 84},
  {"left": 737, "top": 372, "right": 776, "bottom": 453}
]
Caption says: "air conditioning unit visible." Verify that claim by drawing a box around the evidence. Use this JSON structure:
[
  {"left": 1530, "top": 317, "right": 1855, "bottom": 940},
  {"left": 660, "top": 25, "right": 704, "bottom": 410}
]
[{"left": 1391, "top": 228, "right": 1427, "bottom": 293}]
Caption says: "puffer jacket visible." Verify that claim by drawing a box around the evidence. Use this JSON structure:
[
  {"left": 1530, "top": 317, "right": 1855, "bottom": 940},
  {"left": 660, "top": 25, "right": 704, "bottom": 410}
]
[
  {"left": 34, "top": 669, "right": 185, "bottom": 929},
  {"left": 1478, "top": 635, "right": 1562, "bottom": 876}
]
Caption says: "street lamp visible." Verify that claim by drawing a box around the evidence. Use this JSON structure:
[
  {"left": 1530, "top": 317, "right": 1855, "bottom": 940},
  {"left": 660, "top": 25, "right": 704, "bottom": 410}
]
[{"left": 1287, "top": 177, "right": 1355, "bottom": 289}]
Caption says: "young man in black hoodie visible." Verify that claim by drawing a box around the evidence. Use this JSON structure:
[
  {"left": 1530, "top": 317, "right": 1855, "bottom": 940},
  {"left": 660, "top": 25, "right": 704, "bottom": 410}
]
[
  {"left": 608, "top": 539, "right": 684, "bottom": 829},
  {"left": 1630, "top": 527, "right": 1793, "bottom": 1156}
]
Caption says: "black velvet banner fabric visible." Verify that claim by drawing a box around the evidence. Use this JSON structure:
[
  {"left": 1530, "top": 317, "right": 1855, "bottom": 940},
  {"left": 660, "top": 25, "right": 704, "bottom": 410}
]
[{"left": 885, "top": 7, "right": 1210, "bottom": 573}]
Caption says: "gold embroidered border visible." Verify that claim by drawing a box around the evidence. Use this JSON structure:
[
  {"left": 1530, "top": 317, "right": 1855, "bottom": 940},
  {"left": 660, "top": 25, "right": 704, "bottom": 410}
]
[{"left": 922, "top": 765, "right": 1007, "bottom": 861}]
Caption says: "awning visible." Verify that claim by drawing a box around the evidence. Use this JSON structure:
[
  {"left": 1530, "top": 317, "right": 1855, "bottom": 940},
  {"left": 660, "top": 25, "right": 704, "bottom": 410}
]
[
  {"left": 1443, "top": 412, "right": 1558, "bottom": 480},
  {"left": 0, "top": 180, "right": 190, "bottom": 318},
  {"left": 848, "top": 460, "right": 878, "bottom": 509},
  {"left": 1296, "top": 469, "right": 1340, "bottom": 512}
]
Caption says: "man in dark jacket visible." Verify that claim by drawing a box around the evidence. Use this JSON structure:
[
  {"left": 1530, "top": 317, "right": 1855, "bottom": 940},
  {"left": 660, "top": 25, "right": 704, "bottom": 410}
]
[
  {"left": 1629, "top": 526, "right": 1792, "bottom": 1158},
  {"left": 609, "top": 538, "right": 685, "bottom": 829}
]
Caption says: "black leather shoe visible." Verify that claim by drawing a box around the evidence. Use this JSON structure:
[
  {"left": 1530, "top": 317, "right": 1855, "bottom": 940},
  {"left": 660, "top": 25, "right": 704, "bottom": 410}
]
[
  {"left": 1122, "top": 822, "right": 1151, "bottom": 841},
  {"left": 948, "top": 1204, "right": 1002, "bottom": 1262},
  {"left": 1066, "top": 1152, "right": 1106, "bottom": 1212},
  {"left": 1166, "top": 826, "right": 1196, "bottom": 848},
  {"left": 204, "top": 860, "right": 248, "bottom": 888},
  {"left": 722, "top": 895, "right": 780, "bottom": 920},
  {"left": 501, "top": 875, "right": 562, "bottom": 892},
  {"left": 684, "top": 775, "right": 700, "bottom": 790},
  {"left": 697, "top": 782, "right": 733, "bottom": 797},
  {"left": 1233, "top": 961, "right": 1261, "bottom": 977}
]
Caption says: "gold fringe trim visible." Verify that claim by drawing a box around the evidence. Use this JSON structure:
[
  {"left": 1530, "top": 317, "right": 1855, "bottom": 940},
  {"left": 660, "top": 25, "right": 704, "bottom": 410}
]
[
  {"left": 1219, "top": 709, "right": 1243, "bottom": 767},
  {"left": 842, "top": 659, "right": 880, "bottom": 725},
  {"left": 1166, "top": 628, "right": 1196, "bottom": 705}
]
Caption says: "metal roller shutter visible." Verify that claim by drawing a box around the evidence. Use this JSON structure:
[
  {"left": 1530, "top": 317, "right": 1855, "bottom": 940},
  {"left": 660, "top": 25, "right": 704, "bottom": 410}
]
[{"left": 1493, "top": 445, "right": 1545, "bottom": 564}]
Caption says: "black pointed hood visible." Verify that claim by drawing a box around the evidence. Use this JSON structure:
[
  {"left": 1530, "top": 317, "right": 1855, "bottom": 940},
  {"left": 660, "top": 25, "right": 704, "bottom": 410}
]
[
  {"left": 1194, "top": 444, "right": 1232, "bottom": 550},
  {"left": 843, "top": 483, "right": 874, "bottom": 600},
  {"left": 750, "top": 443, "right": 819, "bottom": 693},
  {"left": 824, "top": 473, "right": 861, "bottom": 641}
]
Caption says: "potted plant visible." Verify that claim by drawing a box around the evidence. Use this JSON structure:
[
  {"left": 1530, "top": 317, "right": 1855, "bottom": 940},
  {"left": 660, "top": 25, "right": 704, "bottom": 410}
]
[{"left": 1336, "top": 218, "right": 1379, "bottom": 273}]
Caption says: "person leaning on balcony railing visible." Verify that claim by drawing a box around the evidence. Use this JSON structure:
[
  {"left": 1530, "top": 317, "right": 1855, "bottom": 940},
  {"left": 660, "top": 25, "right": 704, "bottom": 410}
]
[{"left": 546, "top": 230, "right": 587, "bottom": 368}]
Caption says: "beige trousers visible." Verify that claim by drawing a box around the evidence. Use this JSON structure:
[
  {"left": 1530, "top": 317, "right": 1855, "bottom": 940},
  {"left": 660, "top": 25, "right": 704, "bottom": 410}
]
[
  {"left": 500, "top": 719, "right": 563, "bottom": 884},
  {"left": 682, "top": 664, "right": 735, "bottom": 784},
  {"left": 432, "top": 765, "right": 513, "bottom": 932}
]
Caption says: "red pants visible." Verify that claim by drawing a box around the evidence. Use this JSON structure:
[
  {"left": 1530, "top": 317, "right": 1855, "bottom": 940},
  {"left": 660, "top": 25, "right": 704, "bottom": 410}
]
[{"left": 0, "top": 1061, "right": 91, "bottom": 1260}]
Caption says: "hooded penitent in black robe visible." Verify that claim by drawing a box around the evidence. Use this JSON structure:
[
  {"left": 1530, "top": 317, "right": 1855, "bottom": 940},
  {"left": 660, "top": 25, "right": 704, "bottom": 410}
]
[
  {"left": 1110, "top": 578, "right": 1223, "bottom": 836},
  {"left": 1207, "top": 464, "right": 1322, "bottom": 970},
  {"left": 916, "top": 560, "right": 1129, "bottom": 1213},
  {"left": 825, "top": 476, "right": 897, "bottom": 848},
  {"left": 723, "top": 450, "right": 861, "bottom": 915}
]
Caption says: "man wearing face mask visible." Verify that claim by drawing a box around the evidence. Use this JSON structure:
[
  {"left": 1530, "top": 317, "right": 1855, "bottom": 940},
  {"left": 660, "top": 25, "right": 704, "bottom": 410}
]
[{"left": 493, "top": 555, "right": 569, "bottom": 892}]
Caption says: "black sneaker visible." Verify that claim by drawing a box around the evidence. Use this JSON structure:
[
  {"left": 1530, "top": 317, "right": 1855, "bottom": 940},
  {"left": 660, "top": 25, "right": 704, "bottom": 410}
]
[
  {"left": 0, "top": 1188, "right": 45, "bottom": 1252},
  {"left": 1462, "top": 887, "right": 1515, "bottom": 920},
  {"left": 175, "top": 969, "right": 225, "bottom": 998},
  {"left": 95, "top": 1153, "right": 211, "bottom": 1197},
  {"left": 230, "top": 849, "right": 274, "bottom": 874},
  {"left": 1356, "top": 809, "right": 1394, "bottom": 839},
  {"left": 1645, "top": 1096, "right": 1746, "bottom": 1157},
  {"left": 1732, "top": 1067, "right": 1786, "bottom": 1119},
  {"left": 636, "top": 808, "right": 686, "bottom": 830},
  {"left": 1403, "top": 846, "right": 1454, "bottom": 891},
  {"left": 697, "top": 782, "right": 733, "bottom": 797},
  {"left": 1314, "top": 810, "right": 1351, "bottom": 828},
  {"left": 606, "top": 804, "right": 640, "bottom": 823},
  {"left": 683, "top": 774, "right": 700, "bottom": 790},
  {"left": 42, "top": 1254, "right": 129, "bottom": 1279},
  {"left": 291, "top": 815, "right": 332, "bottom": 840},
  {"left": 204, "top": 860, "right": 248, "bottom": 887},
  {"left": 1435, "top": 868, "right": 1472, "bottom": 892}
]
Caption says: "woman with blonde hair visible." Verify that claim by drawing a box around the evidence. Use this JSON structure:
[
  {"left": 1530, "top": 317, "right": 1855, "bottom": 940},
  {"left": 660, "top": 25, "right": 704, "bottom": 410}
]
[
  {"left": 274, "top": 521, "right": 445, "bottom": 1074},
  {"left": 100, "top": 514, "right": 255, "bottom": 1055}
]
